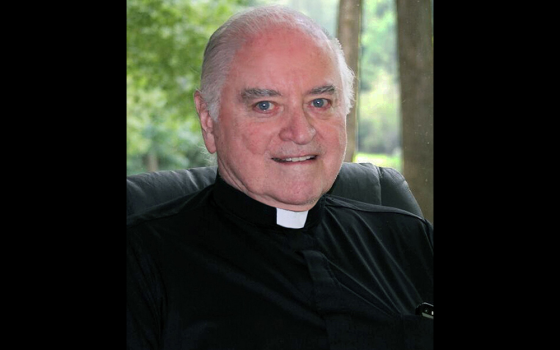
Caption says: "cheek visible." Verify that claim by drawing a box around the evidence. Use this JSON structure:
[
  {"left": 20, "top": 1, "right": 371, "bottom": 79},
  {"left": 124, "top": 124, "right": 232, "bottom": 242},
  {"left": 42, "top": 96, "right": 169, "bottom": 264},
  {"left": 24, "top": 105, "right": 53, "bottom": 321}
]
[
  {"left": 322, "top": 119, "right": 347, "bottom": 165},
  {"left": 336, "top": 118, "right": 347, "bottom": 141},
  {"left": 322, "top": 117, "right": 347, "bottom": 146},
  {"left": 248, "top": 135, "right": 278, "bottom": 159},
  {"left": 223, "top": 120, "right": 273, "bottom": 157}
]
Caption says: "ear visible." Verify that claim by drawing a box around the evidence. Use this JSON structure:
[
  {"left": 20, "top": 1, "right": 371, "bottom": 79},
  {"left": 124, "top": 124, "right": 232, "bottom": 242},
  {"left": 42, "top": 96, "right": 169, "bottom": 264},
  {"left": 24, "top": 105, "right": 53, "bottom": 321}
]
[{"left": 194, "top": 90, "right": 217, "bottom": 154}]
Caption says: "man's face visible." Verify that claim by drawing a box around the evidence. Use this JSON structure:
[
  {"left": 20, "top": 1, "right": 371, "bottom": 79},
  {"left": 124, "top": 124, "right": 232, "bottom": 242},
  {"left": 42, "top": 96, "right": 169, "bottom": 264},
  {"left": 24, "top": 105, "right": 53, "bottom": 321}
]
[{"left": 197, "top": 28, "right": 347, "bottom": 211}]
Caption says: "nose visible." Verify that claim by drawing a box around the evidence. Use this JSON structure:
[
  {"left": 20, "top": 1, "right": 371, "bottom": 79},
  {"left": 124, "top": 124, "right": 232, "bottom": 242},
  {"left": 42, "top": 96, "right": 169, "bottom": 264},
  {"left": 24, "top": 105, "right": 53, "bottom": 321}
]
[{"left": 279, "top": 107, "right": 316, "bottom": 144}]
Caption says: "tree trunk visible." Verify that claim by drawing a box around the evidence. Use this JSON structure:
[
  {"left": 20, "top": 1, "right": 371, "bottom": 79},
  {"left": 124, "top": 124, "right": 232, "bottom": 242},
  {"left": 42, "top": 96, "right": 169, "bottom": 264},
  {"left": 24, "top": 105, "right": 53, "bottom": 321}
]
[
  {"left": 144, "top": 151, "right": 159, "bottom": 173},
  {"left": 337, "top": 0, "right": 363, "bottom": 162},
  {"left": 396, "top": 0, "right": 434, "bottom": 223}
]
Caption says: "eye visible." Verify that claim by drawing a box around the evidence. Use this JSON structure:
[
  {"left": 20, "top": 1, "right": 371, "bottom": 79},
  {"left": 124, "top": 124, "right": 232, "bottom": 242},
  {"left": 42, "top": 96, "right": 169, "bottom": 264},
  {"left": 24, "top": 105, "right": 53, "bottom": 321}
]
[
  {"left": 312, "top": 98, "right": 329, "bottom": 108},
  {"left": 256, "top": 101, "right": 272, "bottom": 111}
]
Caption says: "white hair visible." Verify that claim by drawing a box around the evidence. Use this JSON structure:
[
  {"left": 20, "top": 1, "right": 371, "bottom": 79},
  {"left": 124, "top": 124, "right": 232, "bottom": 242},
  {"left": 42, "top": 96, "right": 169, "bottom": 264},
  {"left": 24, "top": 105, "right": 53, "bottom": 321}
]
[{"left": 198, "top": 5, "right": 355, "bottom": 120}]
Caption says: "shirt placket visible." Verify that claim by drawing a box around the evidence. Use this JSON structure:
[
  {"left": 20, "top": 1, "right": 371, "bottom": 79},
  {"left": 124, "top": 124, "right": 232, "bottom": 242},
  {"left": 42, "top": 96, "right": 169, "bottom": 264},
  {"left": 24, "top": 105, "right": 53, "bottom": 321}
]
[{"left": 300, "top": 249, "right": 358, "bottom": 350}]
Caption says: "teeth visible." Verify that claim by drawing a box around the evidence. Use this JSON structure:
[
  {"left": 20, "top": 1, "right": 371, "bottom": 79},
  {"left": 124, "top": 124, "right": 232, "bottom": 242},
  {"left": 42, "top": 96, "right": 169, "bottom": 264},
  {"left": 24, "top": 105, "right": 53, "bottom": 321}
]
[{"left": 274, "top": 155, "right": 316, "bottom": 162}]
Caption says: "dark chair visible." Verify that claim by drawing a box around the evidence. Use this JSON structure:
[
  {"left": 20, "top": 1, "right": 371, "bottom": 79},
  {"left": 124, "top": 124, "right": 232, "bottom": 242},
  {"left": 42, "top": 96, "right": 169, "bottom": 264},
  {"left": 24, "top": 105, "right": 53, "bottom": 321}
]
[{"left": 126, "top": 162, "right": 423, "bottom": 218}]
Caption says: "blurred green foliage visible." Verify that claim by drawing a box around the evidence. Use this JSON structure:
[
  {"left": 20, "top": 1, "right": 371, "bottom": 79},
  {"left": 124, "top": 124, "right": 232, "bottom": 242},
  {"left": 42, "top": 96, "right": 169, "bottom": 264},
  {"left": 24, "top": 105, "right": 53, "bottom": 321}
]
[
  {"left": 358, "top": 0, "right": 401, "bottom": 155},
  {"left": 355, "top": 151, "right": 401, "bottom": 172},
  {"left": 358, "top": 71, "right": 400, "bottom": 154},
  {"left": 360, "top": 0, "right": 398, "bottom": 92},
  {"left": 127, "top": 0, "right": 246, "bottom": 175}
]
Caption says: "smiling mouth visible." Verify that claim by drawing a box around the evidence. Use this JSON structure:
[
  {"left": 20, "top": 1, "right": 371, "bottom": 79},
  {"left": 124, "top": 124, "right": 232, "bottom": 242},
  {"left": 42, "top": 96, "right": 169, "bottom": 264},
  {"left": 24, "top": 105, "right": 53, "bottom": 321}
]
[{"left": 272, "top": 155, "right": 317, "bottom": 163}]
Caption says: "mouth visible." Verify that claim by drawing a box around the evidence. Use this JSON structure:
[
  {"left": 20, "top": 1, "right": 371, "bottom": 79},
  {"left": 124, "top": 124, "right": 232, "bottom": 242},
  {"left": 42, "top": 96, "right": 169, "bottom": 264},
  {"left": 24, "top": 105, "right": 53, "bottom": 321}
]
[{"left": 272, "top": 155, "right": 317, "bottom": 163}]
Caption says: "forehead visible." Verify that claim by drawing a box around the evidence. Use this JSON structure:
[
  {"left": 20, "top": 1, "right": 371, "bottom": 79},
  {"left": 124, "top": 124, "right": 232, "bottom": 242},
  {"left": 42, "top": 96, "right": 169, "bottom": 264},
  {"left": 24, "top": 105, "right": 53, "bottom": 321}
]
[{"left": 226, "top": 28, "right": 341, "bottom": 91}]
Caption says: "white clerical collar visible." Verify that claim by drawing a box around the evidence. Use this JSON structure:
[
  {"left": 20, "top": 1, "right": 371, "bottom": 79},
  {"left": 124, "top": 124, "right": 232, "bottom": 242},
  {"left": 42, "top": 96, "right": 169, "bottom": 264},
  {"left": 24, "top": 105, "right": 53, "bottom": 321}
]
[{"left": 276, "top": 208, "right": 309, "bottom": 229}]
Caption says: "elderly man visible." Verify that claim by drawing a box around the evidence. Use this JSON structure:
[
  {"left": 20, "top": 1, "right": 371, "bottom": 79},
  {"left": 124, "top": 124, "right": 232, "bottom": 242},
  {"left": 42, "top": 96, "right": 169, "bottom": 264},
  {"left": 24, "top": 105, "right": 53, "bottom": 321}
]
[{"left": 127, "top": 5, "right": 433, "bottom": 350}]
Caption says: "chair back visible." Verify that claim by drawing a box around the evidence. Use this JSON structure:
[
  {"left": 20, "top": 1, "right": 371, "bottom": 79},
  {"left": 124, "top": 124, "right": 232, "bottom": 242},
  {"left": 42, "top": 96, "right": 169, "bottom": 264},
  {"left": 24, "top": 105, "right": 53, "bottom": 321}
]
[{"left": 126, "top": 162, "right": 423, "bottom": 218}]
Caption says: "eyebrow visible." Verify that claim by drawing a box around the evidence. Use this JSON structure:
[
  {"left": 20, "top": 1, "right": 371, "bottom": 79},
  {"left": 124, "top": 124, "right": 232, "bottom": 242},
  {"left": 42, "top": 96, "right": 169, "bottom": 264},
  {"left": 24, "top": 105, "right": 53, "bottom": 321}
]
[
  {"left": 308, "top": 84, "right": 336, "bottom": 95},
  {"left": 241, "top": 88, "right": 281, "bottom": 102}
]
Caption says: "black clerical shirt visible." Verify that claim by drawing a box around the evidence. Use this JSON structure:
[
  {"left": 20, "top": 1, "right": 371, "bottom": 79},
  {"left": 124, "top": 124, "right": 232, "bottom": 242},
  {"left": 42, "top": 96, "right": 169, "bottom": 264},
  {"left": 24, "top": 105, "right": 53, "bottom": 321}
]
[{"left": 127, "top": 175, "right": 433, "bottom": 349}]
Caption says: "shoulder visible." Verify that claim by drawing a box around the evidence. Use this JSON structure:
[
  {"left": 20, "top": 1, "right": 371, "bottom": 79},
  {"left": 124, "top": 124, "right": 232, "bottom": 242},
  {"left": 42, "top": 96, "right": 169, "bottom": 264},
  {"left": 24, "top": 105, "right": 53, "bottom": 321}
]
[
  {"left": 127, "top": 184, "right": 214, "bottom": 230},
  {"left": 323, "top": 194, "right": 433, "bottom": 246},
  {"left": 324, "top": 193, "right": 425, "bottom": 221}
]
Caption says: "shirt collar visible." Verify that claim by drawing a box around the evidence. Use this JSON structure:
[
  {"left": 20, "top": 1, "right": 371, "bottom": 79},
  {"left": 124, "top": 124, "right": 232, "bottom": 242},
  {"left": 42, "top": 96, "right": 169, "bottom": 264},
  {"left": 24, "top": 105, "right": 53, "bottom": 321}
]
[{"left": 276, "top": 208, "right": 308, "bottom": 229}]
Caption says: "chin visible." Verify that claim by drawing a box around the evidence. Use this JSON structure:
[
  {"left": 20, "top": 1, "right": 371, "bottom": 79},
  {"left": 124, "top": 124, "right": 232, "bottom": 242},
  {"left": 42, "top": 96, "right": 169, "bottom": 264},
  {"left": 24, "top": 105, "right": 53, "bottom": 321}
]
[{"left": 274, "top": 186, "right": 324, "bottom": 210}]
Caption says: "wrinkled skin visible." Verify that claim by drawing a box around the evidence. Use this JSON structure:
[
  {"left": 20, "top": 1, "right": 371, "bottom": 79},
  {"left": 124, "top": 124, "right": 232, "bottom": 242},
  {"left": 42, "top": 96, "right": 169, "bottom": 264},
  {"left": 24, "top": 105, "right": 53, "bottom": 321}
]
[{"left": 195, "top": 27, "right": 347, "bottom": 211}]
